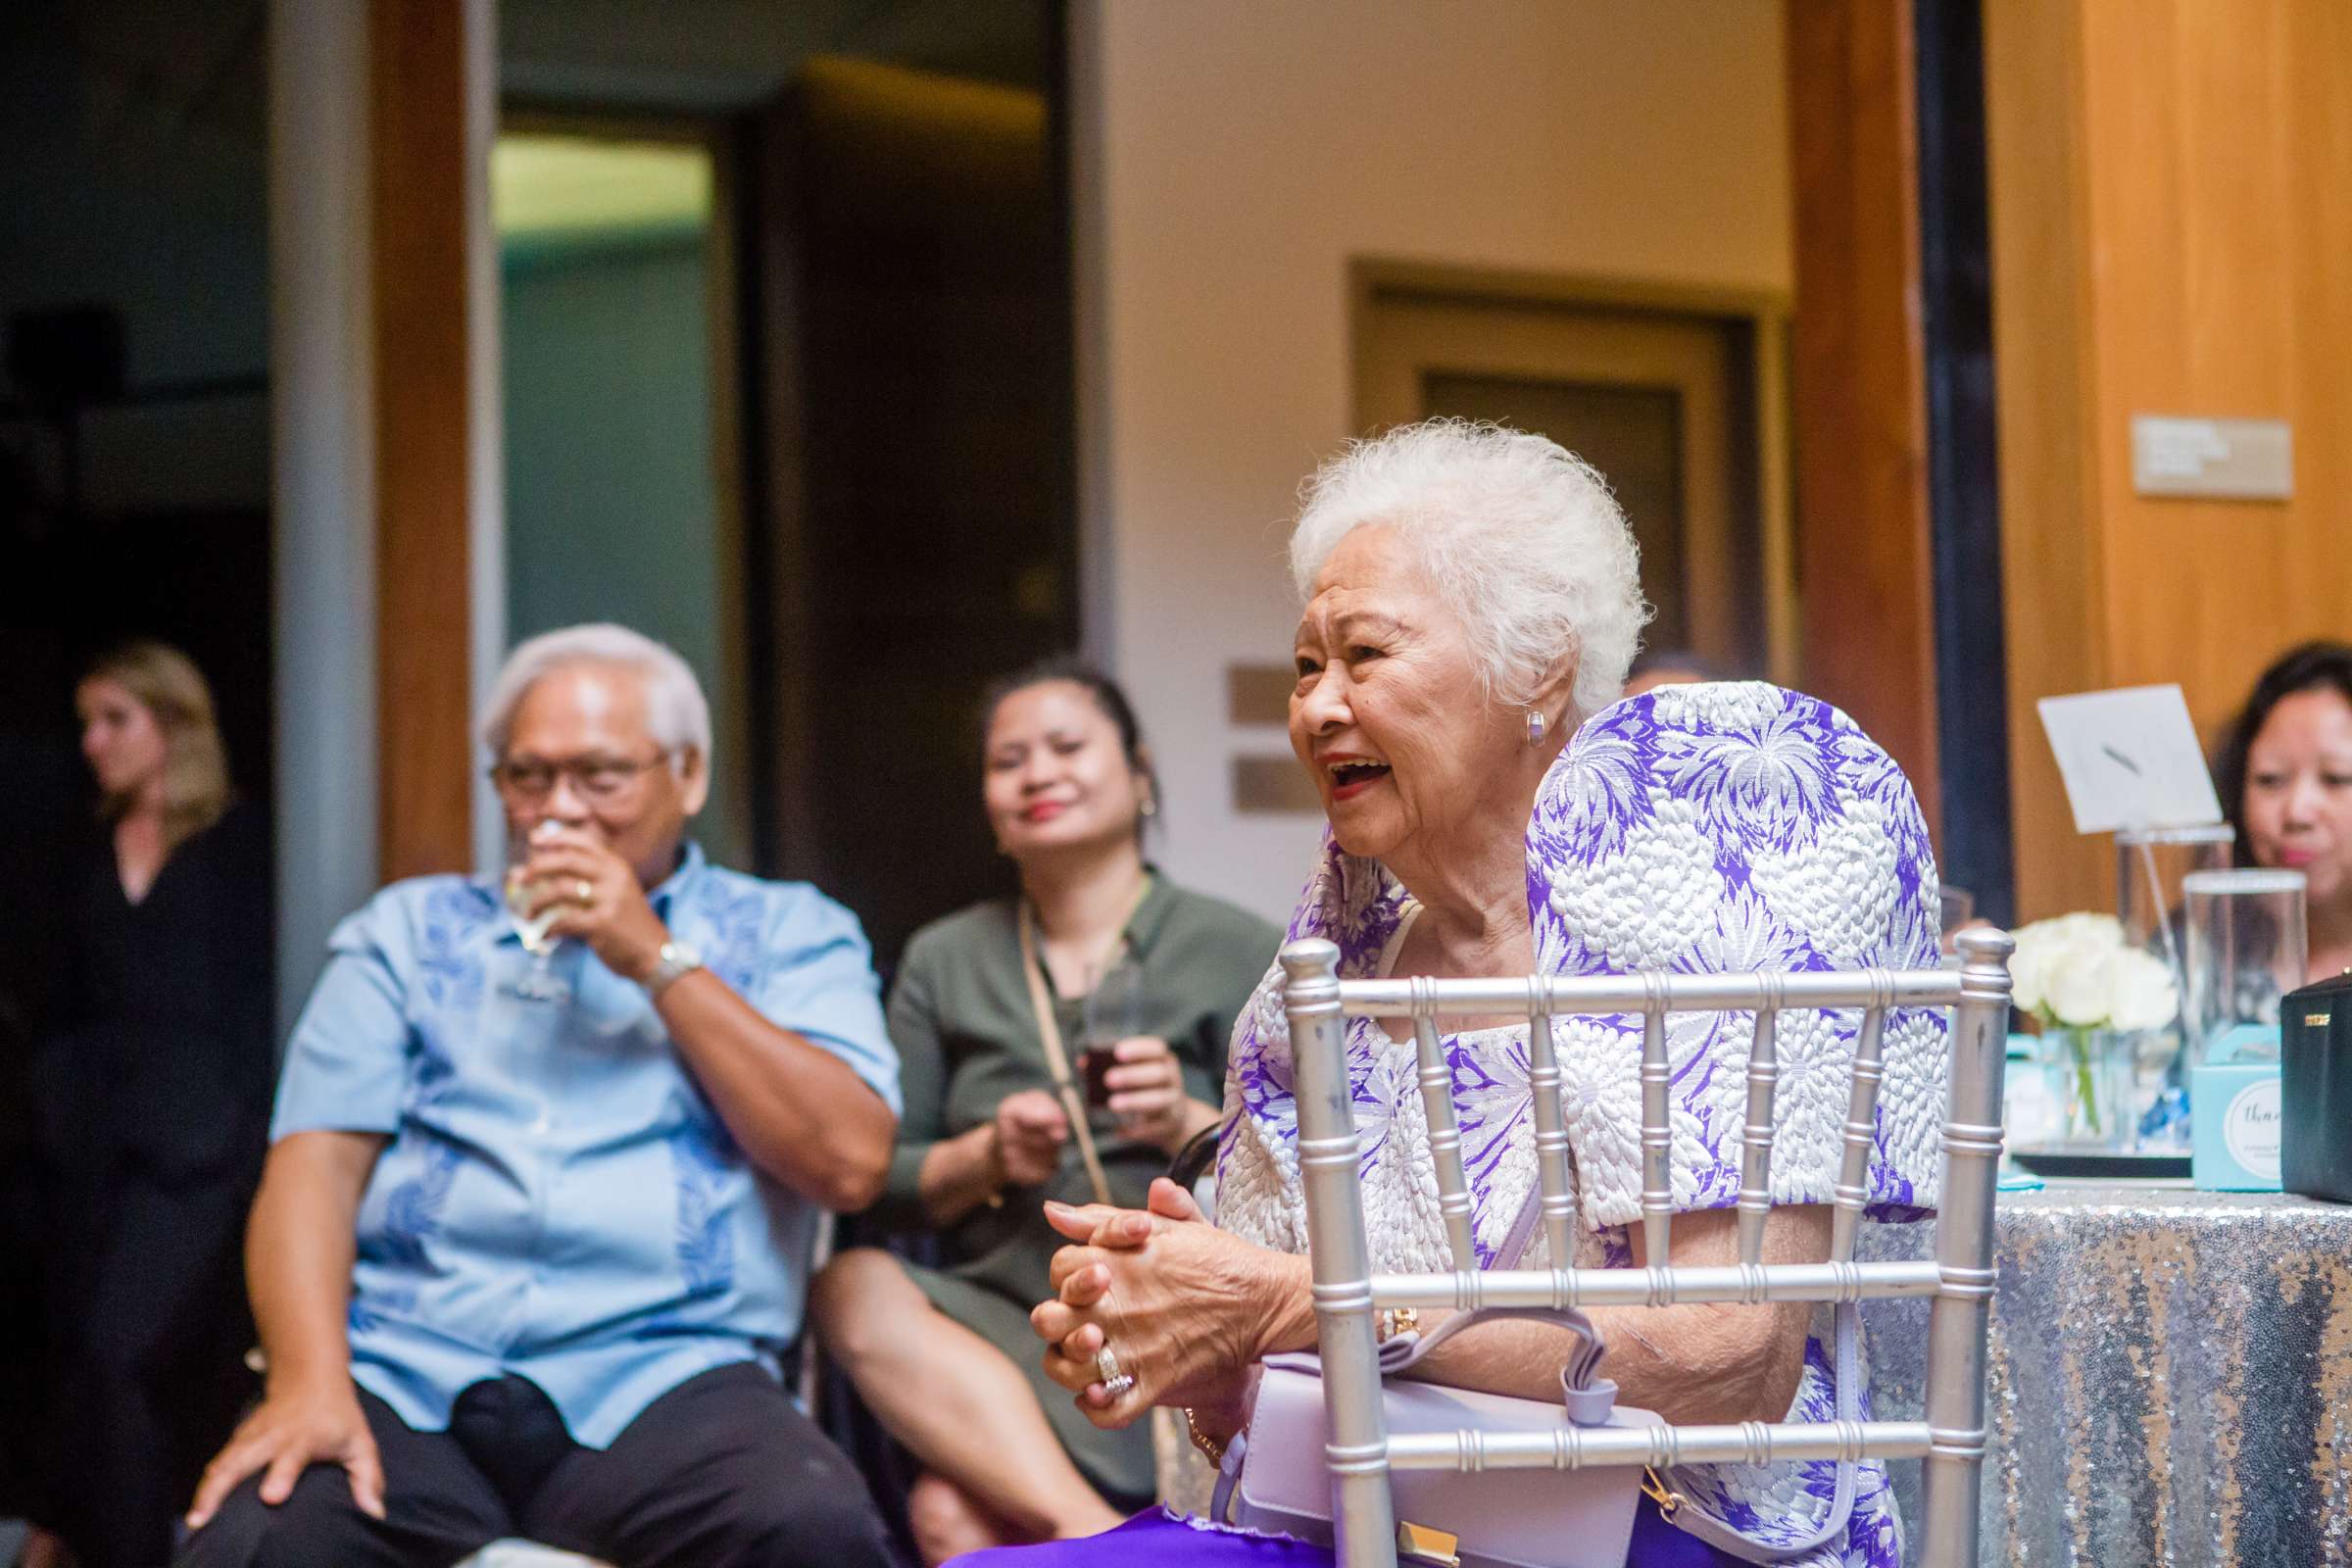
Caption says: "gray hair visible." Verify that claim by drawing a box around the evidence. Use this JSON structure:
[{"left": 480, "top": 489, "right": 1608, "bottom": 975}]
[
  {"left": 1288, "top": 418, "right": 1651, "bottom": 722},
  {"left": 478, "top": 622, "right": 712, "bottom": 765}
]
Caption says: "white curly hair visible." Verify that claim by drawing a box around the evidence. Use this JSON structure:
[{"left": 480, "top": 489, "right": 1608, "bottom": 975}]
[
  {"left": 478, "top": 622, "right": 711, "bottom": 768},
  {"left": 1287, "top": 418, "right": 1651, "bottom": 723}
]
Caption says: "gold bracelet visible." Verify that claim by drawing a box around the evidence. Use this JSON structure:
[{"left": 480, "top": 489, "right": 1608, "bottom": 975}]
[
  {"left": 1187, "top": 1309, "right": 1413, "bottom": 1472},
  {"left": 1183, "top": 1406, "right": 1230, "bottom": 1468}
]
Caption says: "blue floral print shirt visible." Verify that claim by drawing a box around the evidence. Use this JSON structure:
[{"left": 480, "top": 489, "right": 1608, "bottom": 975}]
[{"left": 270, "top": 842, "right": 901, "bottom": 1447}]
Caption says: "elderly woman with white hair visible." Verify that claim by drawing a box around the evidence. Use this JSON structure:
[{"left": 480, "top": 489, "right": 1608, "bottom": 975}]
[
  {"left": 958, "top": 421, "right": 1944, "bottom": 1567},
  {"left": 178, "top": 623, "right": 904, "bottom": 1568}
]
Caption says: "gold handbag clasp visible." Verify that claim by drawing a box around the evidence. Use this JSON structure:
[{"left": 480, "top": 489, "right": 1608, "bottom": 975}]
[
  {"left": 1641, "top": 1466, "right": 1686, "bottom": 1516},
  {"left": 1396, "top": 1521, "right": 1462, "bottom": 1567}
]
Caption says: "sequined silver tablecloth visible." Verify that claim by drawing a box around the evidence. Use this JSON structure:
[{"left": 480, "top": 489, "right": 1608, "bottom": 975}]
[
  {"left": 1862, "top": 1183, "right": 2352, "bottom": 1566},
  {"left": 1156, "top": 1185, "right": 2352, "bottom": 1563}
]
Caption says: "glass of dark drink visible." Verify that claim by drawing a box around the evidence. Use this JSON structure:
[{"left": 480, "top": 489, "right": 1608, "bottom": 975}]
[
  {"left": 1078, "top": 956, "right": 1143, "bottom": 1110},
  {"left": 1077, "top": 1046, "right": 1119, "bottom": 1109}
]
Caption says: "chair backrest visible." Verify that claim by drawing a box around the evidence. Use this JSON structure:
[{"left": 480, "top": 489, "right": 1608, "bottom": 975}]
[{"left": 1277, "top": 927, "right": 2014, "bottom": 1568}]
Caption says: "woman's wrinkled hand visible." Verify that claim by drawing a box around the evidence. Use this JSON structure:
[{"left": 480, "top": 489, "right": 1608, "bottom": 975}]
[{"left": 1028, "top": 1178, "right": 1311, "bottom": 1429}]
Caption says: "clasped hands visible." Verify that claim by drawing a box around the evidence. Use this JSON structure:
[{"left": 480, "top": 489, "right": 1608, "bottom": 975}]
[{"left": 1028, "top": 1177, "right": 1313, "bottom": 1437}]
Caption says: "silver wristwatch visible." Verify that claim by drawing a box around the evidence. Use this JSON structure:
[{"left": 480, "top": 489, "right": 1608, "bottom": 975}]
[{"left": 647, "top": 938, "right": 705, "bottom": 997}]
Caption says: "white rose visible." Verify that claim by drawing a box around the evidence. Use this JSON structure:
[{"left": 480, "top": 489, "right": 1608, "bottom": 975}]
[
  {"left": 2009, "top": 921, "right": 2064, "bottom": 1015},
  {"left": 2013, "top": 965, "right": 2048, "bottom": 1018},
  {"left": 2046, "top": 912, "right": 2127, "bottom": 951},
  {"left": 2108, "top": 947, "right": 2180, "bottom": 1032},
  {"left": 2045, "top": 942, "right": 2118, "bottom": 1028},
  {"left": 2011, "top": 913, "right": 2128, "bottom": 1020},
  {"left": 2008, "top": 934, "right": 2055, "bottom": 1016}
]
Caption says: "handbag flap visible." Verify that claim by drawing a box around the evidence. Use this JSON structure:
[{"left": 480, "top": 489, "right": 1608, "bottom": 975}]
[
  {"left": 2281, "top": 967, "right": 2352, "bottom": 1201},
  {"left": 2286, "top": 969, "right": 2352, "bottom": 1003},
  {"left": 1237, "top": 1359, "right": 1659, "bottom": 1568}
]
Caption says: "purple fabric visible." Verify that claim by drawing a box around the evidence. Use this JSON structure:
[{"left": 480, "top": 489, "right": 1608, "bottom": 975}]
[
  {"left": 1221, "top": 683, "right": 1945, "bottom": 1242},
  {"left": 1213, "top": 683, "right": 1942, "bottom": 1565},
  {"left": 948, "top": 1496, "right": 1743, "bottom": 1568}
]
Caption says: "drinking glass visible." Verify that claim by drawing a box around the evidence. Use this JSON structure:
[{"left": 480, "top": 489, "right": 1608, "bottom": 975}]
[
  {"left": 2117, "top": 823, "right": 2234, "bottom": 1121},
  {"left": 2183, "top": 867, "right": 2307, "bottom": 1064},
  {"left": 505, "top": 869, "right": 568, "bottom": 1002},
  {"left": 2116, "top": 823, "right": 2234, "bottom": 957},
  {"left": 1938, "top": 885, "right": 1977, "bottom": 936},
  {"left": 1077, "top": 954, "right": 1143, "bottom": 1110}
]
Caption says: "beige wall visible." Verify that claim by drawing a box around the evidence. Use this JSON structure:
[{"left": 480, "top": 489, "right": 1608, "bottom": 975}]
[{"left": 1071, "top": 0, "right": 1794, "bottom": 921}]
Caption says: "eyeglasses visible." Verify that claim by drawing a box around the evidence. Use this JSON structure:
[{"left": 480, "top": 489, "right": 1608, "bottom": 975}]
[{"left": 489, "top": 749, "right": 671, "bottom": 805}]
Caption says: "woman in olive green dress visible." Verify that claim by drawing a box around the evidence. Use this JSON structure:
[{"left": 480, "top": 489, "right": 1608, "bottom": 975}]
[{"left": 813, "top": 660, "right": 1279, "bottom": 1564}]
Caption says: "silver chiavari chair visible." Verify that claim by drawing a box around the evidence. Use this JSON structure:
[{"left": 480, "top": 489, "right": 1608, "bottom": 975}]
[{"left": 1279, "top": 927, "right": 2014, "bottom": 1568}]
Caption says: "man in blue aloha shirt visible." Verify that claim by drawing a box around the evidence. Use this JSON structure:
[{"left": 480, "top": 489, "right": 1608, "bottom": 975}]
[{"left": 177, "top": 624, "right": 904, "bottom": 1568}]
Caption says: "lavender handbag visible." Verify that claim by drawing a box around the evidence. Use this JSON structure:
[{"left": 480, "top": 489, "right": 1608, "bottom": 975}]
[
  {"left": 1206, "top": 1184, "right": 1865, "bottom": 1567},
  {"left": 1213, "top": 1303, "right": 1658, "bottom": 1568}
]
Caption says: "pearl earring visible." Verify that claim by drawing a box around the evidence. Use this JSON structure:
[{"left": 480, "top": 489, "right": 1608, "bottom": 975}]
[{"left": 1526, "top": 709, "right": 1547, "bottom": 746}]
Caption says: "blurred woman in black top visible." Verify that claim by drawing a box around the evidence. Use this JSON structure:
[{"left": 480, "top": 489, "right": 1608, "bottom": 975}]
[{"left": 25, "top": 642, "right": 271, "bottom": 1568}]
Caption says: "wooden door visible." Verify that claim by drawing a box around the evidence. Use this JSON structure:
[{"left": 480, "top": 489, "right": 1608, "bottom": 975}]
[
  {"left": 743, "top": 57, "right": 1077, "bottom": 966},
  {"left": 1355, "top": 280, "right": 1777, "bottom": 677}
]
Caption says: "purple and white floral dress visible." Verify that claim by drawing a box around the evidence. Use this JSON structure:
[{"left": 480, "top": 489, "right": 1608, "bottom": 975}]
[{"left": 1215, "top": 682, "right": 1945, "bottom": 1566}]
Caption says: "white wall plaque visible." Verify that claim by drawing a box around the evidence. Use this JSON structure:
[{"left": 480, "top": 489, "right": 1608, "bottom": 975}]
[{"left": 2131, "top": 415, "right": 2292, "bottom": 500}]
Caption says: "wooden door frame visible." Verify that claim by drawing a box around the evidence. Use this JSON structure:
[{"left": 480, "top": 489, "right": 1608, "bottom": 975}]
[
  {"left": 1348, "top": 257, "right": 1799, "bottom": 687},
  {"left": 1787, "top": 0, "right": 2013, "bottom": 923},
  {"left": 371, "top": 0, "right": 477, "bottom": 882}
]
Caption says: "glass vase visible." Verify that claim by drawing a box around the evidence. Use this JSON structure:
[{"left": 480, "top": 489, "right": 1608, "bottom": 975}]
[{"left": 2037, "top": 1027, "right": 2137, "bottom": 1152}]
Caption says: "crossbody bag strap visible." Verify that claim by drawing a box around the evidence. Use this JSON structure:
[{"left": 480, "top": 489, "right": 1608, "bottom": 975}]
[
  {"left": 1650, "top": 1298, "right": 1864, "bottom": 1563},
  {"left": 1399, "top": 1179, "right": 1614, "bottom": 1415},
  {"left": 1499, "top": 1168, "right": 1862, "bottom": 1562},
  {"left": 1015, "top": 901, "right": 1113, "bottom": 1206}
]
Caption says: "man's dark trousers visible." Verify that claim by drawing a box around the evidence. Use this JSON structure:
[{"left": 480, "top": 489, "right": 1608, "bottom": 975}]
[{"left": 174, "top": 1362, "right": 901, "bottom": 1568}]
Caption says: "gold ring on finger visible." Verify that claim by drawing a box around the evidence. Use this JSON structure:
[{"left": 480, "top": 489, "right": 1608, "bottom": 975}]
[{"left": 574, "top": 878, "right": 594, "bottom": 906}]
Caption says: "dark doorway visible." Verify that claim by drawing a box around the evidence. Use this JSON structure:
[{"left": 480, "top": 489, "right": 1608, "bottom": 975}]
[
  {"left": 743, "top": 36, "right": 1076, "bottom": 966},
  {"left": 0, "top": 21, "right": 277, "bottom": 1096},
  {"left": 501, "top": 0, "right": 1071, "bottom": 968},
  {"left": 0, "top": 0, "right": 275, "bottom": 1529}
]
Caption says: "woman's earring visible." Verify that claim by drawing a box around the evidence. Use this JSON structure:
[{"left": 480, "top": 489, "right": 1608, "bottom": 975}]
[
  {"left": 1526, "top": 709, "right": 1547, "bottom": 747},
  {"left": 1139, "top": 794, "right": 1158, "bottom": 819}
]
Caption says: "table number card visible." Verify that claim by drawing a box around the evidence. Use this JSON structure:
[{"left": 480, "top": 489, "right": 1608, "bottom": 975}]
[{"left": 2036, "top": 684, "right": 2225, "bottom": 834}]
